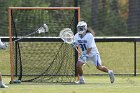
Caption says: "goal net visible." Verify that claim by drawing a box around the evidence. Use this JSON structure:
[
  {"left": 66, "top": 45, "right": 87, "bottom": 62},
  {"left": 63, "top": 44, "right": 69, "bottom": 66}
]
[{"left": 8, "top": 7, "right": 80, "bottom": 83}]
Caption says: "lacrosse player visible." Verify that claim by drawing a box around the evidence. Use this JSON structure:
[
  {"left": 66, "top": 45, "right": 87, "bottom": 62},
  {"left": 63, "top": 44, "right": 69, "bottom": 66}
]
[
  {"left": 74, "top": 21, "right": 115, "bottom": 84},
  {"left": 0, "top": 38, "right": 8, "bottom": 88}
]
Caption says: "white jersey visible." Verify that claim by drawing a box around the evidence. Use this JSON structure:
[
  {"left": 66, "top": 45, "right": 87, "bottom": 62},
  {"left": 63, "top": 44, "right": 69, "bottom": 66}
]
[{"left": 74, "top": 33, "right": 99, "bottom": 57}]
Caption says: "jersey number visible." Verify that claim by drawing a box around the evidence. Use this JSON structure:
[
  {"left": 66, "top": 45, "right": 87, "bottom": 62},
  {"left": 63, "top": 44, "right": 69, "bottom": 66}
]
[{"left": 79, "top": 44, "right": 87, "bottom": 51}]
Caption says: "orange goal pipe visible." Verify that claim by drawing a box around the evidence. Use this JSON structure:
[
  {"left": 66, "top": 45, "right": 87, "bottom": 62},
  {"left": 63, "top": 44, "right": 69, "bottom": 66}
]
[
  {"left": 9, "top": 7, "right": 80, "bottom": 10},
  {"left": 8, "top": 8, "right": 14, "bottom": 83}
]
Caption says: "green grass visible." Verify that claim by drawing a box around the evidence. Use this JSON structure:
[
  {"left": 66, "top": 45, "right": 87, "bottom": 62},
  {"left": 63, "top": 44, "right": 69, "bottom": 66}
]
[
  {"left": 0, "top": 48, "right": 10, "bottom": 74},
  {"left": 1, "top": 76, "right": 140, "bottom": 93},
  {"left": 0, "top": 42, "right": 140, "bottom": 93}
]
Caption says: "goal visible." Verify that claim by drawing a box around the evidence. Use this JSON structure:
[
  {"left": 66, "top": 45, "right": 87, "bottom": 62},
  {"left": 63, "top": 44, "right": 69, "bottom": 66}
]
[{"left": 8, "top": 7, "right": 80, "bottom": 83}]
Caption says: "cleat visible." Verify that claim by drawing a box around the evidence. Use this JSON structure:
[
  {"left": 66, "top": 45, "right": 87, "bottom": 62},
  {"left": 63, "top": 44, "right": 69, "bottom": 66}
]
[
  {"left": 108, "top": 70, "right": 115, "bottom": 83},
  {"left": 75, "top": 79, "right": 85, "bottom": 84},
  {"left": 0, "top": 84, "right": 8, "bottom": 88}
]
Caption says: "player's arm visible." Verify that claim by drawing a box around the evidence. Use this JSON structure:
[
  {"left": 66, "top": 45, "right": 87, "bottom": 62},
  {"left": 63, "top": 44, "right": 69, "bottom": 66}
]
[
  {"left": 80, "top": 48, "right": 92, "bottom": 62},
  {"left": 86, "top": 48, "right": 92, "bottom": 55},
  {"left": 72, "top": 34, "right": 79, "bottom": 48},
  {"left": 0, "top": 38, "right": 8, "bottom": 50},
  {"left": 86, "top": 34, "right": 94, "bottom": 56}
]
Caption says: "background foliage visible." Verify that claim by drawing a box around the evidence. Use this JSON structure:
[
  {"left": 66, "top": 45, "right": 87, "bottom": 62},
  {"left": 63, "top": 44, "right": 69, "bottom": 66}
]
[{"left": 0, "top": 0, "right": 140, "bottom": 36}]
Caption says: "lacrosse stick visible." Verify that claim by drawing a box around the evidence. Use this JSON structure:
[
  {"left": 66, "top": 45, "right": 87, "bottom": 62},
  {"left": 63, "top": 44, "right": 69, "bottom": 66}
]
[
  {"left": 59, "top": 28, "right": 90, "bottom": 67},
  {"left": 0, "top": 24, "right": 48, "bottom": 49},
  {"left": 59, "top": 28, "right": 81, "bottom": 54},
  {"left": 11, "top": 23, "right": 48, "bottom": 43}
]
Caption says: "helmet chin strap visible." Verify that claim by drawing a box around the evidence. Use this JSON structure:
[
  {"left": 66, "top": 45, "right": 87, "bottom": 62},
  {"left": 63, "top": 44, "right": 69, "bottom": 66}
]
[{"left": 79, "top": 31, "right": 86, "bottom": 38}]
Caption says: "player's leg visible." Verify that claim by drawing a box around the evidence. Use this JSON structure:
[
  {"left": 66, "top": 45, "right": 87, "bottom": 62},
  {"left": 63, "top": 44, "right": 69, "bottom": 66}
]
[
  {"left": 96, "top": 65, "right": 115, "bottom": 83},
  {"left": 75, "top": 61, "right": 85, "bottom": 84},
  {"left": 0, "top": 72, "right": 8, "bottom": 88},
  {"left": 91, "top": 53, "right": 115, "bottom": 83}
]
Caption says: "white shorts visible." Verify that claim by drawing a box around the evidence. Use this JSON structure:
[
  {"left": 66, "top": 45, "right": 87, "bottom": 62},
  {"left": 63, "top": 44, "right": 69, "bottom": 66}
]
[{"left": 78, "top": 53, "right": 102, "bottom": 66}]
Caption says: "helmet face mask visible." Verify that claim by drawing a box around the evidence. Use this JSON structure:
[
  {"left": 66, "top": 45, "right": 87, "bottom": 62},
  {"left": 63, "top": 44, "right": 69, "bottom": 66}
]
[
  {"left": 77, "top": 26, "right": 86, "bottom": 34},
  {"left": 77, "top": 21, "right": 87, "bottom": 35}
]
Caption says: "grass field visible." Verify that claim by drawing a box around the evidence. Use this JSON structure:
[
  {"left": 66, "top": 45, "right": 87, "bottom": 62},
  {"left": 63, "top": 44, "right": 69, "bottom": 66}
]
[
  {"left": 0, "top": 42, "right": 140, "bottom": 93},
  {"left": 0, "top": 76, "right": 140, "bottom": 93}
]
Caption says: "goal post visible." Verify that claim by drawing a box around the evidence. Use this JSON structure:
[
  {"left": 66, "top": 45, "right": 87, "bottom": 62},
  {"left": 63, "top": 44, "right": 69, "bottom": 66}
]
[{"left": 8, "top": 7, "right": 80, "bottom": 83}]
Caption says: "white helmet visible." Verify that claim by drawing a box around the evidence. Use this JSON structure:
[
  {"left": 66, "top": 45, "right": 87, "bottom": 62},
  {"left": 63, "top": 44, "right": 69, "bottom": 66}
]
[{"left": 77, "top": 21, "right": 87, "bottom": 35}]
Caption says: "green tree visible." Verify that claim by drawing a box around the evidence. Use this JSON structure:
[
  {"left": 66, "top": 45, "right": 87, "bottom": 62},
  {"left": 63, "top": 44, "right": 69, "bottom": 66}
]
[{"left": 128, "top": 0, "right": 140, "bottom": 36}]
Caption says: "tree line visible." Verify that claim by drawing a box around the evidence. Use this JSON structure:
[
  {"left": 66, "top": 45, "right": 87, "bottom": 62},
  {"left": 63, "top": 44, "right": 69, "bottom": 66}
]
[{"left": 0, "top": 0, "right": 140, "bottom": 36}]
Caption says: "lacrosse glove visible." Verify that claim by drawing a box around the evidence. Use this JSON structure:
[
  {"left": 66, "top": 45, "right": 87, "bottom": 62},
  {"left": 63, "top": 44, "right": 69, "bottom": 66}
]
[{"left": 80, "top": 54, "right": 88, "bottom": 62}]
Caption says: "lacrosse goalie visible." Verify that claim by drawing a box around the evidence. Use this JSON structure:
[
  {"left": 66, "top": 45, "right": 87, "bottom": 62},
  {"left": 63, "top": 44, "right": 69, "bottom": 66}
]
[{"left": 74, "top": 21, "right": 115, "bottom": 84}]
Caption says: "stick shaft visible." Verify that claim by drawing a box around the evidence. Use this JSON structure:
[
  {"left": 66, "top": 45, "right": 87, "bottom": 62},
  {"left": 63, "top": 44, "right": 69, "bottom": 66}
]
[{"left": 11, "top": 31, "right": 37, "bottom": 43}]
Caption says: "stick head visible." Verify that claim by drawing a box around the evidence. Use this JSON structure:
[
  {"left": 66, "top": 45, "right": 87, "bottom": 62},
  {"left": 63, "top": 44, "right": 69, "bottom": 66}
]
[
  {"left": 59, "top": 28, "right": 74, "bottom": 44},
  {"left": 37, "top": 24, "right": 49, "bottom": 34}
]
